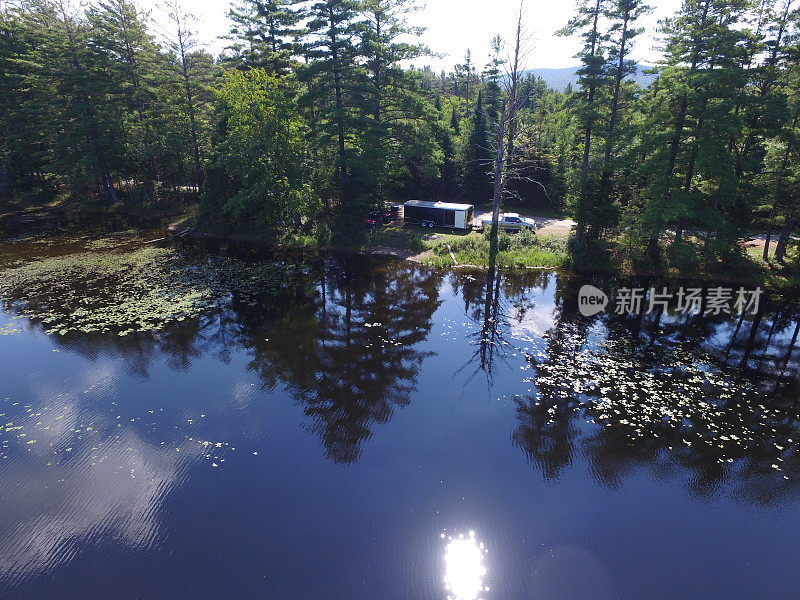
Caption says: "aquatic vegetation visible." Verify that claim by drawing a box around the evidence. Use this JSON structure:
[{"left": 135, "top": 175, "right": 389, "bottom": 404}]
[
  {"left": 0, "top": 233, "right": 315, "bottom": 336},
  {"left": 0, "top": 322, "right": 20, "bottom": 336},
  {"left": 515, "top": 324, "right": 800, "bottom": 497}
]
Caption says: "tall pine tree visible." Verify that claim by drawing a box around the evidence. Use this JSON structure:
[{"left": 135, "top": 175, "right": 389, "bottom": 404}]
[{"left": 461, "top": 91, "right": 493, "bottom": 202}]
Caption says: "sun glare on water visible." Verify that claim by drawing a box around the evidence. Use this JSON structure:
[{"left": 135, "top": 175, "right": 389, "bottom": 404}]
[{"left": 443, "top": 530, "right": 489, "bottom": 600}]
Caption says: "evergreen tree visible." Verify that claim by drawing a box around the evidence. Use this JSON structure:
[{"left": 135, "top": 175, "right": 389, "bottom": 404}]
[
  {"left": 635, "top": 0, "right": 750, "bottom": 258},
  {"left": 28, "top": 0, "right": 122, "bottom": 203},
  {"left": 88, "top": 0, "right": 162, "bottom": 200},
  {"left": 358, "top": 0, "right": 436, "bottom": 203},
  {"left": 450, "top": 107, "right": 460, "bottom": 135},
  {"left": 461, "top": 91, "right": 493, "bottom": 202},
  {"left": 303, "top": 0, "right": 362, "bottom": 206},
  {"left": 226, "top": 0, "right": 301, "bottom": 73},
  {"left": 593, "top": 0, "right": 651, "bottom": 236},
  {"left": 0, "top": 3, "right": 48, "bottom": 199},
  {"left": 559, "top": 0, "right": 610, "bottom": 241},
  {"left": 483, "top": 35, "right": 503, "bottom": 125},
  {"left": 454, "top": 49, "right": 476, "bottom": 104},
  {"left": 163, "top": 0, "right": 210, "bottom": 191}
]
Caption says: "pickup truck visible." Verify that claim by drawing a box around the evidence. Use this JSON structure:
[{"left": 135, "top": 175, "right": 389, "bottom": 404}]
[{"left": 479, "top": 213, "right": 539, "bottom": 231}]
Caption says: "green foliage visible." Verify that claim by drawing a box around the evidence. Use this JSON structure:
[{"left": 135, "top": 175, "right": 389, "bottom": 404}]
[
  {"left": 226, "top": 0, "right": 301, "bottom": 73},
  {"left": 204, "top": 68, "right": 319, "bottom": 230},
  {"left": 2, "top": 0, "right": 800, "bottom": 277},
  {"left": 460, "top": 91, "right": 493, "bottom": 203},
  {"left": 428, "top": 231, "right": 568, "bottom": 268}
]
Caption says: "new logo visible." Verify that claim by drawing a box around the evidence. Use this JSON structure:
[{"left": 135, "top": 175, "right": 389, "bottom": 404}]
[{"left": 578, "top": 285, "right": 609, "bottom": 317}]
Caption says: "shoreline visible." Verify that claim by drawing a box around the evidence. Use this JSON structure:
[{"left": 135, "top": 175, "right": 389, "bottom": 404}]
[
  {"left": 0, "top": 207, "right": 795, "bottom": 290},
  {"left": 170, "top": 222, "right": 796, "bottom": 291}
]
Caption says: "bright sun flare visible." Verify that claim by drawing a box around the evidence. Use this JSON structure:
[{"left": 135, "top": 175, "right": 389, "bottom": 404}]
[{"left": 443, "top": 531, "right": 488, "bottom": 600}]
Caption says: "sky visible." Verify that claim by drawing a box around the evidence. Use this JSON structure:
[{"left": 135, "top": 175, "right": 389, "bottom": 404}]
[{"left": 139, "top": 0, "right": 685, "bottom": 71}]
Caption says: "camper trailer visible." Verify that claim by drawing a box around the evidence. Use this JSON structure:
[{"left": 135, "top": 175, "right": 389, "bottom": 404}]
[{"left": 403, "top": 201, "right": 474, "bottom": 230}]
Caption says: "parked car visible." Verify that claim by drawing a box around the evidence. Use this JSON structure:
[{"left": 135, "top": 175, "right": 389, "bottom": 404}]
[{"left": 479, "top": 213, "right": 539, "bottom": 232}]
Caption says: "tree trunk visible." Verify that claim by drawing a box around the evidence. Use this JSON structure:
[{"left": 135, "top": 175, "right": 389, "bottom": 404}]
[
  {"left": 741, "top": 296, "right": 766, "bottom": 369},
  {"left": 577, "top": 0, "right": 603, "bottom": 224},
  {"left": 179, "top": 45, "right": 202, "bottom": 191},
  {"left": 505, "top": 5, "right": 523, "bottom": 175},
  {"left": 779, "top": 317, "right": 800, "bottom": 378},
  {"left": 328, "top": 8, "right": 348, "bottom": 203},
  {"left": 489, "top": 101, "right": 508, "bottom": 273},
  {"left": 598, "top": 5, "right": 630, "bottom": 203},
  {"left": 775, "top": 217, "right": 794, "bottom": 263}
]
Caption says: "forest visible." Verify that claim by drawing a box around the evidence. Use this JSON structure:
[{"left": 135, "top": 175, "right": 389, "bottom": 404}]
[{"left": 1, "top": 0, "right": 799, "bottom": 277}]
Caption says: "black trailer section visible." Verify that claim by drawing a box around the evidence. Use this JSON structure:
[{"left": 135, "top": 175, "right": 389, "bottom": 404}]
[{"left": 403, "top": 201, "right": 475, "bottom": 229}]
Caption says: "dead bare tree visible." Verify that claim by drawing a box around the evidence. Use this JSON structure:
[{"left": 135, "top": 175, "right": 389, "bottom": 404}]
[{"left": 488, "top": 1, "right": 554, "bottom": 255}]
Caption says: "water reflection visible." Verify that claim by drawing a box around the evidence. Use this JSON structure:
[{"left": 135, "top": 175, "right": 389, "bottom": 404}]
[
  {"left": 510, "top": 275, "right": 800, "bottom": 503},
  {"left": 1, "top": 241, "right": 442, "bottom": 464},
  {"left": 2, "top": 233, "right": 800, "bottom": 596},
  {"left": 0, "top": 365, "right": 200, "bottom": 586},
  {"left": 240, "top": 256, "right": 441, "bottom": 462},
  {"left": 443, "top": 531, "right": 488, "bottom": 600}
]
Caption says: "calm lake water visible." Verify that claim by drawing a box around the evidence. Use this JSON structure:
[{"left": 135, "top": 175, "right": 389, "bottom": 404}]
[{"left": 1, "top": 232, "right": 799, "bottom": 599}]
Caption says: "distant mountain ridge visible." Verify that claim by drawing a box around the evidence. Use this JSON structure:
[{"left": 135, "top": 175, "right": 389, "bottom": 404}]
[{"left": 525, "top": 64, "right": 658, "bottom": 92}]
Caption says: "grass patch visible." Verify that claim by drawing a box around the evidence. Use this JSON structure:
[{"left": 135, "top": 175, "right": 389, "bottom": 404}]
[{"left": 424, "top": 229, "right": 569, "bottom": 268}]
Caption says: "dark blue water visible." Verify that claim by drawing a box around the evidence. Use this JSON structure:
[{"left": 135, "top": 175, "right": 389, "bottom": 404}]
[{"left": 1, "top": 235, "right": 799, "bottom": 599}]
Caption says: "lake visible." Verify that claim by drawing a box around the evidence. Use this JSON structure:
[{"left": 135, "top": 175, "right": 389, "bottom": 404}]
[{"left": 1, "top": 231, "right": 799, "bottom": 599}]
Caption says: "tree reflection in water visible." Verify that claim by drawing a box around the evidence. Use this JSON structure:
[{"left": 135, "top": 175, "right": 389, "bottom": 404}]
[
  {"left": 4, "top": 233, "right": 800, "bottom": 496},
  {"left": 1, "top": 243, "right": 441, "bottom": 465},
  {"left": 239, "top": 255, "right": 441, "bottom": 463},
  {"left": 448, "top": 238, "right": 553, "bottom": 391},
  {"left": 513, "top": 275, "right": 800, "bottom": 504}
]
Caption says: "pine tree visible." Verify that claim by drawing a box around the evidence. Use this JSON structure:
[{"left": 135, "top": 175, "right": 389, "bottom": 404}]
[
  {"left": 357, "top": 0, "right": 434, "bottom": 203},
  {"left": 303, "top": 0, "right": 362, "bottom": 206},
  {"left": 163, "top": 0, "right": 211, "bottom": 192},
  {"left": 483, "top": 35, "right": 503, "bottom": 125},
  {"left": 559, "top": 0, "right": 610, "bottom": 241},
  {"left": 226, "top": 0, "right": 301, "bottom": 73},
  {"left": 454, "top": 49, "right": 476, "bottom": 105},
  {"left": 450, "top": 107, "right": 460, "bottom": 135},
  {"left": 0, "top": 3, "right": 48, "bottom": 199},
  {"left": 461, "top": 91, "right": 493, "bottom": 202},
  {"left": 26, "top": 0, "right": 122, "bottom": 203},
  {"left": 87, "top": 0, "right": 162, "bottom": 200},
  {"left": 739, "top": 0, "right": 798, "bottom": 260},
  {"left": 593, "top": 0, "right": 651, "bottom": 236},
  {"left": 636, "top": 0, "right": 750, "bottom": 258}
]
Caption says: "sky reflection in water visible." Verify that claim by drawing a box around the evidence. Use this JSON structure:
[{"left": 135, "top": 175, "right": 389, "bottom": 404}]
[{"left": 1, "top": 234, "right": 800, "bottom": 599}]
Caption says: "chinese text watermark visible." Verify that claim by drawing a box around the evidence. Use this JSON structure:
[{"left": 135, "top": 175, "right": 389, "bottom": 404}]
[{"left": 579, "top": 285, "right": 762, "bottom": 317}]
